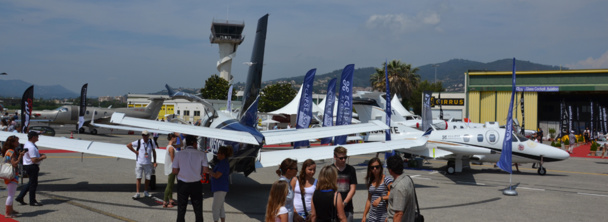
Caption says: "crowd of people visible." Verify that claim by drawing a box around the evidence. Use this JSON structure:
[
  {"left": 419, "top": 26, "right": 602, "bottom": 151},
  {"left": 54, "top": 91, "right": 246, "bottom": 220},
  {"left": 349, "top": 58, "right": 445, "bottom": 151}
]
[
  {"left": 0, "top": 129, "right": 418, "bottom": 221},
  {"left": 266, "top": 146, "right": 417, "bottom": 222}
]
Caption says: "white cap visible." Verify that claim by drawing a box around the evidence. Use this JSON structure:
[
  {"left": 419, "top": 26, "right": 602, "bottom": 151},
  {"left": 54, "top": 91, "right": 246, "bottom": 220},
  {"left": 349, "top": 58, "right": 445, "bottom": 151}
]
[{"left": 142, "top": 130, "right": 149, "bottom": 135}]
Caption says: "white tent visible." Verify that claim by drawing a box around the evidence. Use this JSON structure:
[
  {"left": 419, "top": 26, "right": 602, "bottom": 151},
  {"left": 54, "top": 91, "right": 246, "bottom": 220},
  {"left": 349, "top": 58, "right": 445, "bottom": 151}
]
[{"left": 269, "top": 84, "right": 323, "bottom": 115}]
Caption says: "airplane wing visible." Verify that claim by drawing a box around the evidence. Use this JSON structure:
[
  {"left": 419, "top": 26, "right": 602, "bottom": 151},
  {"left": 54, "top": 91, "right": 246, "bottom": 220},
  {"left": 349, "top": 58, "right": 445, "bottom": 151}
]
[
  {"left": 0, "top": 131, "right": 166, "bottom": 164},
  {"left": 110, "top": 113, "right": 259, "bottom": 145},
  {"left": 261, "top": 120, "right": 389, "bottom": 145},
  {"left": 90, "top": 122, "right": 172, "bottom": 135},
  {"left": 256, "top": 138, "right": 426, "bottom": 168}
]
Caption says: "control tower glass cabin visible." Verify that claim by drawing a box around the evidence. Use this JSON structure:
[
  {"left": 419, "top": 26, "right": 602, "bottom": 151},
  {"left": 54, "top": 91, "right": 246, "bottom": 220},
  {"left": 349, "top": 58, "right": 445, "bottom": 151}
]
[{"left": 210, "top": 20, "right": 245, "bottom": 83}]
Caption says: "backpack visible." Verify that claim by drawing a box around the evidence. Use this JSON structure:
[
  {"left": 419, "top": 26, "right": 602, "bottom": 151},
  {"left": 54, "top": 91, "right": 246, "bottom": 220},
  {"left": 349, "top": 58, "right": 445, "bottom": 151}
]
[{"left": 135, "top": 138, "right": 157, "bottom": 161}]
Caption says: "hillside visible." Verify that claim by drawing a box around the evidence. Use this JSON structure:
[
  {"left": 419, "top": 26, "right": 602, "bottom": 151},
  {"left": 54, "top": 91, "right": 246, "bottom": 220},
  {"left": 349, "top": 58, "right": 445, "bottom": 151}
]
[
  {"left": 0, "top": 79, "right": 79, "bottom": 99},
  {"left": 232, "top": 58, "right": 566, "bottom": 93}
]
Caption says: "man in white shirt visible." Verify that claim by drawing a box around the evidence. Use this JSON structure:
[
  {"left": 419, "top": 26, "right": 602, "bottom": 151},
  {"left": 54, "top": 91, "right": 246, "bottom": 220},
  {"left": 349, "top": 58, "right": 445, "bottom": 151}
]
[
  {"left": 126, "top": 130, "right": 157, "bottom": 199},
  {"left": 173, "top": 135, "right": 209, "bottom": 222},
  {"left": 15, "top": 131, "right": 47, "bottom": 206}
]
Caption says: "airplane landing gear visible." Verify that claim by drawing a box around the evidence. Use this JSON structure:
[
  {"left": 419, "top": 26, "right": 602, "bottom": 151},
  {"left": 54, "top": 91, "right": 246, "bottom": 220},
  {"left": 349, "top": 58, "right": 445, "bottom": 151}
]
[
  {"left": 537, "top": 155, "right": 546, "bottom": 175},
  {"left": 537, "top": 166, "right": 546, "bottom": 175},
  {"left": 90, "top": 129, "right": 98, "bottom": 135},
  {"left": 78, "top": 127, "right": 85, "bottom": 134},
  {"left": 447, "top": 160, "right": 455, "bottom": 174}
]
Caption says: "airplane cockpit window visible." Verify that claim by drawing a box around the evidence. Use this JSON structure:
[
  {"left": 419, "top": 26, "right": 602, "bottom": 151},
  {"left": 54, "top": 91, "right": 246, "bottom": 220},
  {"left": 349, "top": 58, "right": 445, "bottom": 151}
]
[
  {"left": 477, "top": 134, "right": 483, "bottom": 142},
  {"left": 512, "top": 133, "right": 528, "bottom": 142},
  {"left": 463, "top": 134, "right": 471, "bottom": 142},
  {"left": 57, "top": 107, "right": 68, "bottom": 112}
]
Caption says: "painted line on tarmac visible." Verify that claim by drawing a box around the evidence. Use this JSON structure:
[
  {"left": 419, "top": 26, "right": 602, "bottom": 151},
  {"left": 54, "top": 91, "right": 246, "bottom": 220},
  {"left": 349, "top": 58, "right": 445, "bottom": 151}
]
[
  {"left": 577, "top": 192, "right": 608, "bottom": 198},
  {"left": 518, "top": 187, "right": 546, "bottom": 191},
  {"left": 42, "top": 192, "right": 137, "bottom": 222}
]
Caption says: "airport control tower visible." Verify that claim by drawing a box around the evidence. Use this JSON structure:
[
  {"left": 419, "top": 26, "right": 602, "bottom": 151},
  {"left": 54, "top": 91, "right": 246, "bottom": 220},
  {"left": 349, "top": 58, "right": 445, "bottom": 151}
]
[{"left": 210, "top": 19, "right": 245, "bottom": 84}]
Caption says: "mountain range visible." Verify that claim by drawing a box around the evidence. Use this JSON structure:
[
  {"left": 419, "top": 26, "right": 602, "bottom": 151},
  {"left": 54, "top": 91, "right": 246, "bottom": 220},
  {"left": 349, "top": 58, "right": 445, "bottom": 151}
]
[
  {"left": 0, "top": 58, "right": 568, "bottom": 99},
  {"left": 0, "top": 79, "right": 79, "bottom": 99}
]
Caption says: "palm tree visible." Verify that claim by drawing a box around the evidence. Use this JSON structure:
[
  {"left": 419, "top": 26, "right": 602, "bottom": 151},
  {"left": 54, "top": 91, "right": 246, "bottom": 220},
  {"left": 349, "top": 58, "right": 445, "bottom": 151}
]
[{"left": 370, "top": 60, "right": 421, "bottom": 102}]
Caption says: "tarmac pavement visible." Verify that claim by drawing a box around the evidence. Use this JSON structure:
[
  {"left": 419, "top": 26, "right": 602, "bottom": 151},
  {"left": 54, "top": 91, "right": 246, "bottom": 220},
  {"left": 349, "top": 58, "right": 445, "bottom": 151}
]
[{"left": 2, "top": 124, "right": 608, "bottom": 221}]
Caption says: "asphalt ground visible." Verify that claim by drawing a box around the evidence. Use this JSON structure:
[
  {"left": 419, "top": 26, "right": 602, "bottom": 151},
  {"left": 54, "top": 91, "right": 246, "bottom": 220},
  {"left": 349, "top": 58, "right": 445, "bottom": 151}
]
[{"left": 1, "top": 124, "right": 607, "bottom": 221}]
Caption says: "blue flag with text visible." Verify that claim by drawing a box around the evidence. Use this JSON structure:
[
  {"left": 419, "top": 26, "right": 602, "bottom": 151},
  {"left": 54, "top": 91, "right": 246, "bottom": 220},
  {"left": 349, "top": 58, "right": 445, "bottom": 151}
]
[
  {"left": 334, "top": 64, "right": 354, "bottom": 145},
  {"left": 294, "top": 69, "right": 316, "bottom": 148},
  {"left": 497, "top": 58, "right": 517, "bottom": 174},
  {"left": 320, "top": 78, "right": 337, "bottom": 145}
]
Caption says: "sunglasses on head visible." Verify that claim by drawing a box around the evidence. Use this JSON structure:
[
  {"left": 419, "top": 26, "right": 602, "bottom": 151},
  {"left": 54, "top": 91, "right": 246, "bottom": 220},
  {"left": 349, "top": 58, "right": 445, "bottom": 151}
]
[
  {"left": 370, "top": 165, "right": 381, "bottom": 170},
  {"left": 335, "top": 156, "right": 347, "bottom": 161}
]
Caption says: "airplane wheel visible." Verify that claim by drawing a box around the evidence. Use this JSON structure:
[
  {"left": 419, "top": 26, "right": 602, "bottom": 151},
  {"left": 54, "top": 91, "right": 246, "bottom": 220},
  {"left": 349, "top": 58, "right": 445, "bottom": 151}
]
[
  {"left": 91, "top": 129, "right": 98, "bottom": 135},
  {"left": 447, "top": 166, "right": 455, "bottom": 174},
  {"left": 78, "top": 128, "right": 85, "bottom": 134},
  {"left": 447, "top": 160, "right": 455, "bottom": 174},
  {"left": 537, "top": 167, "right": 546, "bottom": 175}
]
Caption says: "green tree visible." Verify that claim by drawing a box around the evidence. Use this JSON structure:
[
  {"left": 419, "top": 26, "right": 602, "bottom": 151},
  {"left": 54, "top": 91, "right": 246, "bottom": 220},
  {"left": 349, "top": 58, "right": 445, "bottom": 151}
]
[
  {"left": 259, "top": 83, "right": 297, "bottom": 112},
  {"left": 410, "top": 80, "right": 444, "bottom": 115},
  {"left": 200, "top": 75, "right": 235, "bottom": 100},
  {"left": 370, "top": 60, "right": 421, "bottom": 108}
]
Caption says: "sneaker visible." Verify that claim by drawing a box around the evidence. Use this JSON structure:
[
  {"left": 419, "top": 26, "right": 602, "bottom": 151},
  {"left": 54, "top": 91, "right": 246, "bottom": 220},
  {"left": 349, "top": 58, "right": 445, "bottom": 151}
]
[
  {"left": 144, "top": 191, "right": 151, "bottom": 198},
  {"left": 132, "top": 193, "right": 140, "bottom": 199}
]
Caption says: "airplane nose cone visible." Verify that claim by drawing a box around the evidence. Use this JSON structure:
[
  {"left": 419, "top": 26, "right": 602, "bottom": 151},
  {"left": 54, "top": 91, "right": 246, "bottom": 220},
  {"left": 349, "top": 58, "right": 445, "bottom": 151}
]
[{"left": 555, "top": 148, "right": 570, "bottom": 160}]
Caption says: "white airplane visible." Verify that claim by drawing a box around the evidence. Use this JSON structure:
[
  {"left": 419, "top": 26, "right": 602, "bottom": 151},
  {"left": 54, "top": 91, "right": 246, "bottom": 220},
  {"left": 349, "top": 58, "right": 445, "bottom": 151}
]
[
  {"left": 354, "top": 92, "right": 448, "bottom": 130},
  {"left": 31, "top": 98, "right": 165, "bottom": 135},
  {"left": 354, "top": 100, "right": 570, "bottom": 175},
  {"left": 0, "top": 14, "right": 427, "bottom": 177}
]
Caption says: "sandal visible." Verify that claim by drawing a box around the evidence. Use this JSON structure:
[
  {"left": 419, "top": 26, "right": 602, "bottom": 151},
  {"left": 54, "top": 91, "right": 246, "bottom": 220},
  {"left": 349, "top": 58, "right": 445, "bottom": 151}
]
[
  {"left": 163, "top": 202, "right": 168, "bottom": 208},
  {"left": 167, "top": 202, "right": 175, "bottom": 208}
]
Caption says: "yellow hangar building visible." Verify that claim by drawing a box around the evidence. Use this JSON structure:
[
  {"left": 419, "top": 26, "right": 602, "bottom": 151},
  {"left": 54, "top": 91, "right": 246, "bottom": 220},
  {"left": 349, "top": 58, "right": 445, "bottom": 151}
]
[{"left": 465, "top": 69, "right": 608, "bottom": 134}]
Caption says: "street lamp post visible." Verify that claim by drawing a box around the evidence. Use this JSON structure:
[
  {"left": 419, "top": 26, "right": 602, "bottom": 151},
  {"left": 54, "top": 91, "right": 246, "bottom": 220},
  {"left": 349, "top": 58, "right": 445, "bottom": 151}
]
[{"left": 432, "top": 65, "right": 439, "bottom": 83}]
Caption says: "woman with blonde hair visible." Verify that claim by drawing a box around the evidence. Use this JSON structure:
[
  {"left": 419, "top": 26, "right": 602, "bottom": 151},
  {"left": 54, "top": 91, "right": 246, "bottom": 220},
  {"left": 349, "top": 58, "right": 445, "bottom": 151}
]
[
  {"left": 291, "top": 159, "right": 316, "bottom": 221},
  {"left": 266, "top": 180, "right": 289, "bottom": 222},
  {"left": 362, "top": 157, "right": 392, "bottom": 222},
  {"left": 310, "top": 165, "right": 346, "bottom": 222},
  {"left": 2, "top": 135, "right": 26, "bottom": 218}
]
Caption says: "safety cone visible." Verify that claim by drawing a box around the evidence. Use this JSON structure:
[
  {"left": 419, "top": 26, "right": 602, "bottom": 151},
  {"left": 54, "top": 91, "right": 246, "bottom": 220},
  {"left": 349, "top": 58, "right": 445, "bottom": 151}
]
[{"left": 70, "top": 132, "right": 74, "bottom": 139}]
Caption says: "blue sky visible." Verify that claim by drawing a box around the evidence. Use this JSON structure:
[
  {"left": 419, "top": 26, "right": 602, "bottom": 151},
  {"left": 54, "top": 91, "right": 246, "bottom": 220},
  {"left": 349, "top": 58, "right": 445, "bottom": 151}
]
[{"left": 1, "top": 0, "right": 607, "bottom": 97}]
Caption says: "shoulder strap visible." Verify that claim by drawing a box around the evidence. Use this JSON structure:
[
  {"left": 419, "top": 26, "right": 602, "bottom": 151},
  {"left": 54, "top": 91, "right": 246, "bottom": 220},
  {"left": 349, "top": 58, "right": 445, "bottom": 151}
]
[
  {"left": 407, "top": 175, "right": 421, "bottom": 216},
  {"left": 300, "top": 180, "right": 308, "bottom": 218},
  {"left": 333, "top": 191, "right": 338, "bottom": 220}
]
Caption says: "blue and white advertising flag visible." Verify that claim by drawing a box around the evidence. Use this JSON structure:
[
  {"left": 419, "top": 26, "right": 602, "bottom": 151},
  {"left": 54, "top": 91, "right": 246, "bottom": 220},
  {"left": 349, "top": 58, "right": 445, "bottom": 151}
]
[
  {"left": 294, "top": 69, "right": 316, "bottom": 148},
  {"left": 227, "top": 84, "right": 233, "bottom": 114},
  {"left": 520, "top": 92, "right": 525, "bottom": 135},
  {"left": 320, "top": 78, "right": 337, "bottom": 145},
  {"left": 334, "top": 64, "right": 355, "bottom": 145},
  {"left": 384, "top": 60, "right": 391, "bottom": 141},
  {"left": 603, "top": 107, "right": 607, "bottom": 134},
  {"left": 421, "top": 91, "right": 433, "bottom": 132},
  {"left": 78, "top": 83, "right": 88, "bottom": 131},
  {"left": 497, "top": 58, "right": 517, "bottom": 174}
]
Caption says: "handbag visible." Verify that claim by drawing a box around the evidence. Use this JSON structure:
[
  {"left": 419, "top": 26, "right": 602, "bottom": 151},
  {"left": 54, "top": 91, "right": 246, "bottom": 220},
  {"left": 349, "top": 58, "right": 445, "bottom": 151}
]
[
  {"left": 407, "top": 176, "right": 424, "bottom": 222},
  {"left": 0, "top": 153, "right": 15, "bottom": 180}
]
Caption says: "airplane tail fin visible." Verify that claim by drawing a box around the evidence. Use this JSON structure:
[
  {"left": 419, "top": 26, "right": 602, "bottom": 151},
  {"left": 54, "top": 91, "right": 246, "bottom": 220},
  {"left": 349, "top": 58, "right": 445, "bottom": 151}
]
[
  {"left": 422, "top": 127, "right": 433, "bottom": 137},
  {"left": 144, "top": 98, "right": 165, "bottom": 120},
  {"left": 239, "top": 14, "right": 268, "bottom": 128}
]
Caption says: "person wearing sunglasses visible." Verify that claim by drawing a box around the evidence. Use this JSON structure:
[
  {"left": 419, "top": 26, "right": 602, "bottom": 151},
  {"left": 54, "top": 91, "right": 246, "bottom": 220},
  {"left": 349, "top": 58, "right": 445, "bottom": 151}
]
[
  {"left": 362, "top": 157, "right": 393, "bottom": 222},
  {"left": 332, "top": 146, "right": 357, "bottom": 222},
  {"left": 276, "top": 158, "right": 304, "bottom": 222}
]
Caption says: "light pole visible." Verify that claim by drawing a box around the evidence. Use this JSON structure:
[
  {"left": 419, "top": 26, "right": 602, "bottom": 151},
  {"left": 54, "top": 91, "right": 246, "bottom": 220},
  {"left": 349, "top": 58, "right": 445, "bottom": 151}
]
[{"left": 432, "top": 64, "right": 439, "bottom": 83}]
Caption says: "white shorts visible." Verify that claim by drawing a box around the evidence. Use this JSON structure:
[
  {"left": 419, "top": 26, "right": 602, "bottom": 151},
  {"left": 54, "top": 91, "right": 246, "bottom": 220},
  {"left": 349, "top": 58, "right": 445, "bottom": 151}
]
[{"left": 135, "top": 164, "right": 153, "bottom": 180}]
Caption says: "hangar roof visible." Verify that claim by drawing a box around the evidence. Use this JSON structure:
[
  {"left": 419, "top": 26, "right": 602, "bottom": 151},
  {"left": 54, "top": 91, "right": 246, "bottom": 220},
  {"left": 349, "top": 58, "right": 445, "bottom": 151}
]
[{"left": 467, "top": 69, "right": 608, "bottom": 92}]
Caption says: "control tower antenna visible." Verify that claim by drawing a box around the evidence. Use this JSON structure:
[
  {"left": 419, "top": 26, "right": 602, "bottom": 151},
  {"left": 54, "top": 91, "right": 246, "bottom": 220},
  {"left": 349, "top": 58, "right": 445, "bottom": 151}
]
[{"left": 210, "top": 18, "right": 245, "bottom": 84}]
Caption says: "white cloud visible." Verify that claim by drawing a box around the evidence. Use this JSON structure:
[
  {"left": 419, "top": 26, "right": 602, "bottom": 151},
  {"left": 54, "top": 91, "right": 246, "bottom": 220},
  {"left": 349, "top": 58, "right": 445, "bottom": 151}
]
[
  {"left": 568, "top": 50, "right": 608, "bottom": 69},
  {"left": 365, "top": 12, "right": 440, "bottom": 33}
]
